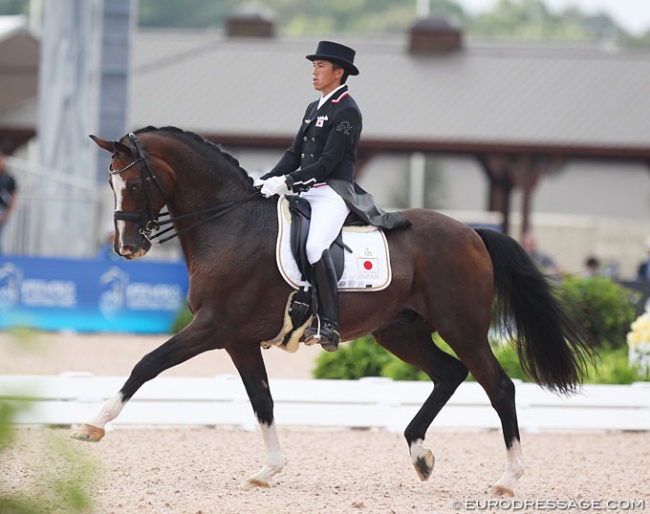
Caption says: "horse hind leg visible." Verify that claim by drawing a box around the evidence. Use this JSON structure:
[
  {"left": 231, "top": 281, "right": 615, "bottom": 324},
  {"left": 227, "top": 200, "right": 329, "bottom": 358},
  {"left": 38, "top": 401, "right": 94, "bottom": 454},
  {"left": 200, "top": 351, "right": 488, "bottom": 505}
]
[
  {"left": 451, "top": 339, "right": 525, "bottom": 497},
  {"left": 373, "top": 315, "right": 469, "bottom": 482}
]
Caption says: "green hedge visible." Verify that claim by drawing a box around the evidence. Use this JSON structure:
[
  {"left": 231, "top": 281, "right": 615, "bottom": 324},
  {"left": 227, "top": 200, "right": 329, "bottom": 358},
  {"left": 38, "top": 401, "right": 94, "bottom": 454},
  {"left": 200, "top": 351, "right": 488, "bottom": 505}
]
[
  {"left": 312, "top": 277, "right": 642, "bottom": 384},
  {"left": 313, "top": 332, "right": 643, "bottom": 385},
  {"left": 559, "top": 276, "right": 638, "bottom": 349}
]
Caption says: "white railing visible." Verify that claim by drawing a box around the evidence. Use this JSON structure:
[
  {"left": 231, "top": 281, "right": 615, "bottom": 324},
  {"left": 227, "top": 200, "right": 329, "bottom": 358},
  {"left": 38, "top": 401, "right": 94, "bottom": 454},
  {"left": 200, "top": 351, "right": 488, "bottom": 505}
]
[{"left": 2, "top": 374, "right": 649, "bottom": 432}]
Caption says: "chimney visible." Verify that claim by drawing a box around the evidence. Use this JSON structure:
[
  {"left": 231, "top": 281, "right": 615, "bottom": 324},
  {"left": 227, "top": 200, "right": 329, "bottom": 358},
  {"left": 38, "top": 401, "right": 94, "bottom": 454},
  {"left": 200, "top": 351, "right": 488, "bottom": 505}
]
[
  {"left": 226, "top": 4, "right": 275, "bottom": 38},
  {"left": 408, "top": 15, "right": 462, "bottom": 55}
]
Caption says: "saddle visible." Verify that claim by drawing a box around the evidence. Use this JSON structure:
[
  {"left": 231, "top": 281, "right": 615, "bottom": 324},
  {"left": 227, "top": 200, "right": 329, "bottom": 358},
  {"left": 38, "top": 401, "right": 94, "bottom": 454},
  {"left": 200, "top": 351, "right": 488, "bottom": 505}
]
[{"left": 285, "top": 195, "right": 352, "bottom": 332}]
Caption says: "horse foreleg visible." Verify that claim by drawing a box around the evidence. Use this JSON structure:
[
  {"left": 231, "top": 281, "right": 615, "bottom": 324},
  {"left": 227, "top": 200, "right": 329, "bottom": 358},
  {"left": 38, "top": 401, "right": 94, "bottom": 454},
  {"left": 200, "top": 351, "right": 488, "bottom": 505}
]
[
  {"left": 227, "top": 344, "right": 285, "bottom": 490},
  {"left": 71, "top": 393, "right": 125, "bottom": 442},
  {"left": 241, "top": 421, "right": 284, "bottom": 490},
  {"left": 71, "top": 322, "right": 216, "bottom": 442}
]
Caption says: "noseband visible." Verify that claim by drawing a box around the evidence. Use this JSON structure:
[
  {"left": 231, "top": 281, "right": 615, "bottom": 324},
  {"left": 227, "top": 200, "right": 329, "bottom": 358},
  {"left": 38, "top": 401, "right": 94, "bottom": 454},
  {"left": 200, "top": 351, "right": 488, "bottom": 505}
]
[
  {"left": 110, "top": 133, "right": 170, "bottom": 243},
  {"left": 109, "top": 132, "right": 260, "bottom": 246}
]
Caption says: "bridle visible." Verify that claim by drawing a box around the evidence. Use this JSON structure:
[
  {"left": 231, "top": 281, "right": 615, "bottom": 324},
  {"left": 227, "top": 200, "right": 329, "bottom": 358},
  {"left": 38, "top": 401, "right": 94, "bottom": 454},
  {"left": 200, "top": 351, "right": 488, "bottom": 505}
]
[
  {"left": 110, "top": 133, "right": 169, "bottom": 243},
  {"left": 109, "top": 132, "right": 260, "bottom": 246}
]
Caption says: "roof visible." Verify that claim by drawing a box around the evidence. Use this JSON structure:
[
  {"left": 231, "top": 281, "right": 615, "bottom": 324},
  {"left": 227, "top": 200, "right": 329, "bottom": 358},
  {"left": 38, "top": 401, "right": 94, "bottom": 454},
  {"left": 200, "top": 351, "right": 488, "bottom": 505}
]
[
  {"left": 130, "top": 29, "right": 650, "bottom": 159},
  {"left": 2, "top": 23, "right": 650, "bottom": 160}
]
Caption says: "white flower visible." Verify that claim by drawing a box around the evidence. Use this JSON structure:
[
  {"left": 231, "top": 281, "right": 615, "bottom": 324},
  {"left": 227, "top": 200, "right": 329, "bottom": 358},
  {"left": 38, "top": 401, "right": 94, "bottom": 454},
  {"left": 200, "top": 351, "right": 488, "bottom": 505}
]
[{"left": 626, "top": 308, "right": 650, "bottom": 348}]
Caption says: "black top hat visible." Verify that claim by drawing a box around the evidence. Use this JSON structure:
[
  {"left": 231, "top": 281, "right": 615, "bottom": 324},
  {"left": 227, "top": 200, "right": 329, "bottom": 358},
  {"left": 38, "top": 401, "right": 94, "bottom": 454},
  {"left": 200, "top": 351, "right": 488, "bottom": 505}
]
[{"left": 306, "top": 41, "right": 359, "bottom": 76}]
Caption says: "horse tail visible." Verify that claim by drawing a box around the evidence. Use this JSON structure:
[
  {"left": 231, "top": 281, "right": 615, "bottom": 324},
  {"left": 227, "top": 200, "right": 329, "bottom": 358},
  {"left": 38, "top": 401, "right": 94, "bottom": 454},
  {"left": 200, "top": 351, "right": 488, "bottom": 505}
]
[{"left": 475, "top": 228, "right": 595, "bottom": 394}]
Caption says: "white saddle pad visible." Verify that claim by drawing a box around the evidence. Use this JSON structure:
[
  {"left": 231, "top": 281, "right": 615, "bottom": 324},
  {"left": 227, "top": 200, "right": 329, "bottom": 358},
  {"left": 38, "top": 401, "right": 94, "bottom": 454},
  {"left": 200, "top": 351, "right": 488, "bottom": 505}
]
[{"left": 275, "top": 197, "right": 392, "bottom": 292}]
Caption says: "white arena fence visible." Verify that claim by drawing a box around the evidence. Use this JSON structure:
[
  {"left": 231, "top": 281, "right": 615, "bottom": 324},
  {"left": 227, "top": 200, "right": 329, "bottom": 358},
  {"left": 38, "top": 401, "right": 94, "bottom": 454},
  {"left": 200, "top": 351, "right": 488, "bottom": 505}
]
[{"left": 1, "top": 374, "right": 649, "bottom": 432}]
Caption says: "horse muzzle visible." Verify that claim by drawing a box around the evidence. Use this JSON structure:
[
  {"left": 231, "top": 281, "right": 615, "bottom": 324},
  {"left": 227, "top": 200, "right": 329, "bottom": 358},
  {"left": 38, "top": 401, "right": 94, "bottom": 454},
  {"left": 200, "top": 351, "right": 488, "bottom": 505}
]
[{"left": 114, "top": 210, "right": 154, "bottom": 259}]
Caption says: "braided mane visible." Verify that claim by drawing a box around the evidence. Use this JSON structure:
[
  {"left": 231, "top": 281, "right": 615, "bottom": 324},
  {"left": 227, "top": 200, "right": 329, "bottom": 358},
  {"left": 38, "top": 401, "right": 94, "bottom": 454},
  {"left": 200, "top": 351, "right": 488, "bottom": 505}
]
[{"left": 133, "top": 125, "right": 253, "bottom": 185}]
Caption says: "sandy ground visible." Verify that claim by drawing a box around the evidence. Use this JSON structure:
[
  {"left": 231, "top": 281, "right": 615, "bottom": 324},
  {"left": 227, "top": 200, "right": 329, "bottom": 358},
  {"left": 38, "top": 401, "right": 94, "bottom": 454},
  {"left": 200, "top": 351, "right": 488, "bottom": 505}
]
[{"left": 2, "top": 332, "right": 650, "bottom": 514}]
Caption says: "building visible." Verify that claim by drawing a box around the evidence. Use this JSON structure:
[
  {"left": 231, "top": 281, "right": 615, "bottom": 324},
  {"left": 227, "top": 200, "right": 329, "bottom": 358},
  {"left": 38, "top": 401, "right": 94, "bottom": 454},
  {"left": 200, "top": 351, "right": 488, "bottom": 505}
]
[{"left": 1, "top": 10, "right": 650, "bottom": 275}]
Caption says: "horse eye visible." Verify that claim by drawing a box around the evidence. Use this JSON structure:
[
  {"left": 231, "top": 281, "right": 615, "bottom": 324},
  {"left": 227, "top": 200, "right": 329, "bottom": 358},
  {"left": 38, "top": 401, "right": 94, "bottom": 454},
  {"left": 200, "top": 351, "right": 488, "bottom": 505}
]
[{"left": 128, "top": 182, "right": 141, "bottom": 192}]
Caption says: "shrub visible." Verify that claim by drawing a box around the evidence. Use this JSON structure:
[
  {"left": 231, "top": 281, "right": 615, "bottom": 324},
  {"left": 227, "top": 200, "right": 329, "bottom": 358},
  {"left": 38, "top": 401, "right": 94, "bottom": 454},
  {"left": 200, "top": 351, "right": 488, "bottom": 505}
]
[
  {"left": 312, "top": 335, "right": 393, "bottom": 379},
  {"left": 558, "top": 276, "right": 638, "bottom": 349},
  {"left": 313, "top": 332, "right": 642, "bottom": 385},
  {"left": 0, "top": 334, "right": 96, "bottom": 513}
]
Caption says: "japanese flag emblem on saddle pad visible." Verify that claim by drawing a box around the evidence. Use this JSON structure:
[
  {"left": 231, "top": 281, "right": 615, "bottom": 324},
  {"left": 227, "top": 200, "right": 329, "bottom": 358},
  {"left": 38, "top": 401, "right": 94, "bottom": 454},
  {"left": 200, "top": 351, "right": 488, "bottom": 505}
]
[{"left": 275, "top": 197, "right": 392, "bottom": 291}]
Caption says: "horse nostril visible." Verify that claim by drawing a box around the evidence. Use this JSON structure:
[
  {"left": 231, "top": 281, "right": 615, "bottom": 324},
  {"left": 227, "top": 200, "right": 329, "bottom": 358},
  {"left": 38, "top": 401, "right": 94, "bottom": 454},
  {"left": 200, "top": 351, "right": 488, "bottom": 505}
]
[{"left": 119, "top": 245, "right": 134, "bottom": 256}]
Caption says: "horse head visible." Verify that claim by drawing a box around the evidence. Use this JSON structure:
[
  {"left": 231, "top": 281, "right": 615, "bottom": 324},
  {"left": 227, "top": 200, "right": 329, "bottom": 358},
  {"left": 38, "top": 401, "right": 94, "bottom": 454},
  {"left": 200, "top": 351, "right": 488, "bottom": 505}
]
[
  {"left": 92, "top": 126, "right": 261, "bottom": 260},
  {"left": 91, "top": 131, "right": 173, "bottom": 260}
]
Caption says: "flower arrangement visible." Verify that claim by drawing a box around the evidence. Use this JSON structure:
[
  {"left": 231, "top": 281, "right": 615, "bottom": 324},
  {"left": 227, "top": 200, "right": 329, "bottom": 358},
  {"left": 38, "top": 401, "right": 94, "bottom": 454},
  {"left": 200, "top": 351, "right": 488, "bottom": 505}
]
[{"left": 626, "top": 309, "right": 650, "bottom": 379}]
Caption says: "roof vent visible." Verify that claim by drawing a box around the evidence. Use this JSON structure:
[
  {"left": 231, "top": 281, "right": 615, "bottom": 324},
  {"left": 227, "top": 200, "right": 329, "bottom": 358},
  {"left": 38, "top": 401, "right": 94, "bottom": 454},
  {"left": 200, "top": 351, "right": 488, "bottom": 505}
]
[
  {"left": 226, "top": 4, "right": 275, "bottom": 38},
  {"left": 408, "top": 15, "right": 462, "bottom": 55}
]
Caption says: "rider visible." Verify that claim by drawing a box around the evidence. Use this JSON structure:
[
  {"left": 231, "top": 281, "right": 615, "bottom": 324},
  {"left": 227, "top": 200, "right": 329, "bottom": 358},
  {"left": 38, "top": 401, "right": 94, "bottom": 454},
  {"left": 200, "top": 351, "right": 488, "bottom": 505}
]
[{"left": 257, "top": 41, "right": 410, "bottom": 351}]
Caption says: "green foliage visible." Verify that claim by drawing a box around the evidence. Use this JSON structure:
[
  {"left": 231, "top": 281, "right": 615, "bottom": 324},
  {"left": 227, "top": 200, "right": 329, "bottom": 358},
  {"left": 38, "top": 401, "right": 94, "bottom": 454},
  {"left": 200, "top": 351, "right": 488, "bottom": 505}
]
[
  {"left": 0, "top": 0, "right": 28, "bottom": 15},
  {"left": 134, "top": 0, "right": 650, "bottom": 47},
  {"left": 0, "top": 333, "right": 96, "bottom": 513},
  {"left": 312, "top": 334, "right": 393, "bottom": 379},
  {"left": 171, "top": 303, "right": 193, "bottom": 333},
  {"left": 487, "top": 339, "right": 530, "bottom": 382},
  {"left": 469, "top": 0, "right": 590, "bottom": 40},
  {"left": 0, "top": 415, "right": 96, "bottom": 514},
  {"left": 587, "top": 346, "right": 642, "bottom": 384},
  {"left": 559, "top": 276, "right": 638, "bottom": 349},
  {"left": 313, "top": 329, "right": 643, "bottom": 385}
]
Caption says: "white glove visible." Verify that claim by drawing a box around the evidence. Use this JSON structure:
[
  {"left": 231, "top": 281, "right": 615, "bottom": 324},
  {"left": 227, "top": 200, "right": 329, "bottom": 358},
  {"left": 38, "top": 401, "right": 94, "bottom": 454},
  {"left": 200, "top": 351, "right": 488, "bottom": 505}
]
[
  {"left": 260, "top": 175, "right": 290, "bottom": 198},
  {"left": 253, "top": 178, "right": 265, "bottom": 188}
]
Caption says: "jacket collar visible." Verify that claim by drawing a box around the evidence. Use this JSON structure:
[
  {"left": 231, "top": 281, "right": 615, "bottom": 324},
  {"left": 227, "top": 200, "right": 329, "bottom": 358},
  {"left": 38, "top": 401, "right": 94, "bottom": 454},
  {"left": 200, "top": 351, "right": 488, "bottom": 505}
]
[
  {"left": 318, "top": 84, "right": 348, "bottom": 109},
  {"left": 330, "top": 84, "right": 349, "bottom": 104},
  {"left": 305, "top": 85, "right": 350, "bottom": 126}
]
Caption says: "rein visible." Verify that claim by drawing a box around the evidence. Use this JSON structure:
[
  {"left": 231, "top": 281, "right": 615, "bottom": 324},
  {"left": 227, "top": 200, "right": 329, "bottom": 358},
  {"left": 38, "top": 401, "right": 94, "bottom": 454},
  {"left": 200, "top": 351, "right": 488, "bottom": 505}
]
[{"left": 110, "top": 132, "right": 261, "bottom": 246}]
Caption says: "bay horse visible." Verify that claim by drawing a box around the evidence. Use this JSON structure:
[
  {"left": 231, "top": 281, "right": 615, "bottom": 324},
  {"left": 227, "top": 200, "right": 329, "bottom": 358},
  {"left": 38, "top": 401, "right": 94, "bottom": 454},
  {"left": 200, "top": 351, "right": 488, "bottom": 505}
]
[{"left": 74, "top": 126, "right": 594, "bottom": 496}]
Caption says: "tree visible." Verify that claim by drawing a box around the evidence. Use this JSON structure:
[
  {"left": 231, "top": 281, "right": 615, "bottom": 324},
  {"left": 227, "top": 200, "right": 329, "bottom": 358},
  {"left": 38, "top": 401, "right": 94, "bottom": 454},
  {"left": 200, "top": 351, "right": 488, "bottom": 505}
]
[{"left": 0, "top": 0, "right": 28, "bottom": 15}]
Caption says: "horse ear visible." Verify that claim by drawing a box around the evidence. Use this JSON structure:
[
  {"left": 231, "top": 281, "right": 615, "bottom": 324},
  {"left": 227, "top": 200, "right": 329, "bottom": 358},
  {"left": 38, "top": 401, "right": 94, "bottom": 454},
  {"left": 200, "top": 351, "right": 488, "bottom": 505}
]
[{"left": 89, "top": 135, "right": 133, "bottom": 157}]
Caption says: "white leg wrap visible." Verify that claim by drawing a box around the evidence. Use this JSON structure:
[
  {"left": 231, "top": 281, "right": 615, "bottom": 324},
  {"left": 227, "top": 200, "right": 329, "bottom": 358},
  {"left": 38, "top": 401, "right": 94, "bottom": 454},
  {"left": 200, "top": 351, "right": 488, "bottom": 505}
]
[
  {"left": 242, "top": 421, "right": 285, "bottom": 489},
  {"left": 409, "top": 438, "right": 429, "bottom": 465},
  {"left": 85, "top": 393, "right": 126, "bottom": 429},
  {"left": 491, "top": 439, "right": 525, "bottom": 496}
]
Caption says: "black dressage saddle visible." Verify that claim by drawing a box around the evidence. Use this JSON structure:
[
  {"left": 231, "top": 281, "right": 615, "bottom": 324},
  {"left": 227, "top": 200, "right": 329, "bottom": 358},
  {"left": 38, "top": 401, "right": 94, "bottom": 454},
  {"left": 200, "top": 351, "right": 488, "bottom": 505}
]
[{"left": 285, "top": 195, "right": 353, "bottom": 332}]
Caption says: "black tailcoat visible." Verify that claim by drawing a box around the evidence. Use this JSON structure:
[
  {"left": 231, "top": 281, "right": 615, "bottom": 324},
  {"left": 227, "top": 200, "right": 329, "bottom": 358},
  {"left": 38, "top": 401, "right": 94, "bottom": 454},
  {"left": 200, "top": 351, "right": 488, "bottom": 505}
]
[{"left": 262, "top": 86, "right": 410, "bottom": 230}]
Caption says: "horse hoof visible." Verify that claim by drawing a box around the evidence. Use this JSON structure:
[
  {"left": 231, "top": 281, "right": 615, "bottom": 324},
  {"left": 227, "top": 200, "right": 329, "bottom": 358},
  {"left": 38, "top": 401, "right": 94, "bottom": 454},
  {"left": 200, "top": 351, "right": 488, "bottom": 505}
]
[
  {"left": 413, "top": 449, "right": 435, "bottom": 481},
  {"left": 70, "top": 424, "right": 105, "bottom": 442},
  {"left": 241, "top": 477, "right": 270, "bottom": 490},
  {"left": 490, "top": 484, "right": 515, "bottom": 497}
]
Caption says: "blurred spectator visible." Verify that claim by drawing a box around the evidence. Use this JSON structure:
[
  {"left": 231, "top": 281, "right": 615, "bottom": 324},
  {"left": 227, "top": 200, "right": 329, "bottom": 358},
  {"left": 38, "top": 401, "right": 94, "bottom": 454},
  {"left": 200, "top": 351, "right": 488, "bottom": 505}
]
[
  {"left": 582, "top": 256, "right": 601, "bottom": 277},
  {"left": 0, "top": 152, "right": 17, "bottom": 253},
  {"left": 521, "top": 231, "right": 562, "bottom": 277},
  {"left": 636, "top": 238, "right": 650, "bottom": 281}
]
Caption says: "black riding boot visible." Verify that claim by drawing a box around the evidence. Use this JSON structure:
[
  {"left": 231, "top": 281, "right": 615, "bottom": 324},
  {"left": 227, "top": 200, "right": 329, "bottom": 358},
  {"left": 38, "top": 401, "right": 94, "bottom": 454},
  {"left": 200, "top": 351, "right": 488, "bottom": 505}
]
[{"left": 304, "top": 249, "right": 340, "bottom": 352}]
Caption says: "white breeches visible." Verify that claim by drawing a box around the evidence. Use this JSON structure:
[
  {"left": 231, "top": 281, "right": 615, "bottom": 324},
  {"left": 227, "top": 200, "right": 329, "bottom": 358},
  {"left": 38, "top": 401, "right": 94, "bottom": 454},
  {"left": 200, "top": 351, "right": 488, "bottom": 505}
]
[{"left": 302, "top": 184, "right": 350, "bottom": 264}]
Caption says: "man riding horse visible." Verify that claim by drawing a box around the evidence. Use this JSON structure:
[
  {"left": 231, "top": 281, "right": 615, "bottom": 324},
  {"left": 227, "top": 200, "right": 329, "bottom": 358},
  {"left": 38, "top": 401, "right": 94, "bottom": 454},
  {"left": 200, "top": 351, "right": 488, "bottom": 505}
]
[{"left": 256, "top": 41, "right": 410, "bottom": 351}]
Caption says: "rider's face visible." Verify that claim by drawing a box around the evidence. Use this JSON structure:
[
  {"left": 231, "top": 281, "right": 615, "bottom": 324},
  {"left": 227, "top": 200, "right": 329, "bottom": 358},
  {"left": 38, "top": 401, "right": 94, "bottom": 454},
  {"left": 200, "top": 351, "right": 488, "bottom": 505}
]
[{"left": 311, "top": 60, "right": 344, "bottom": 96}]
